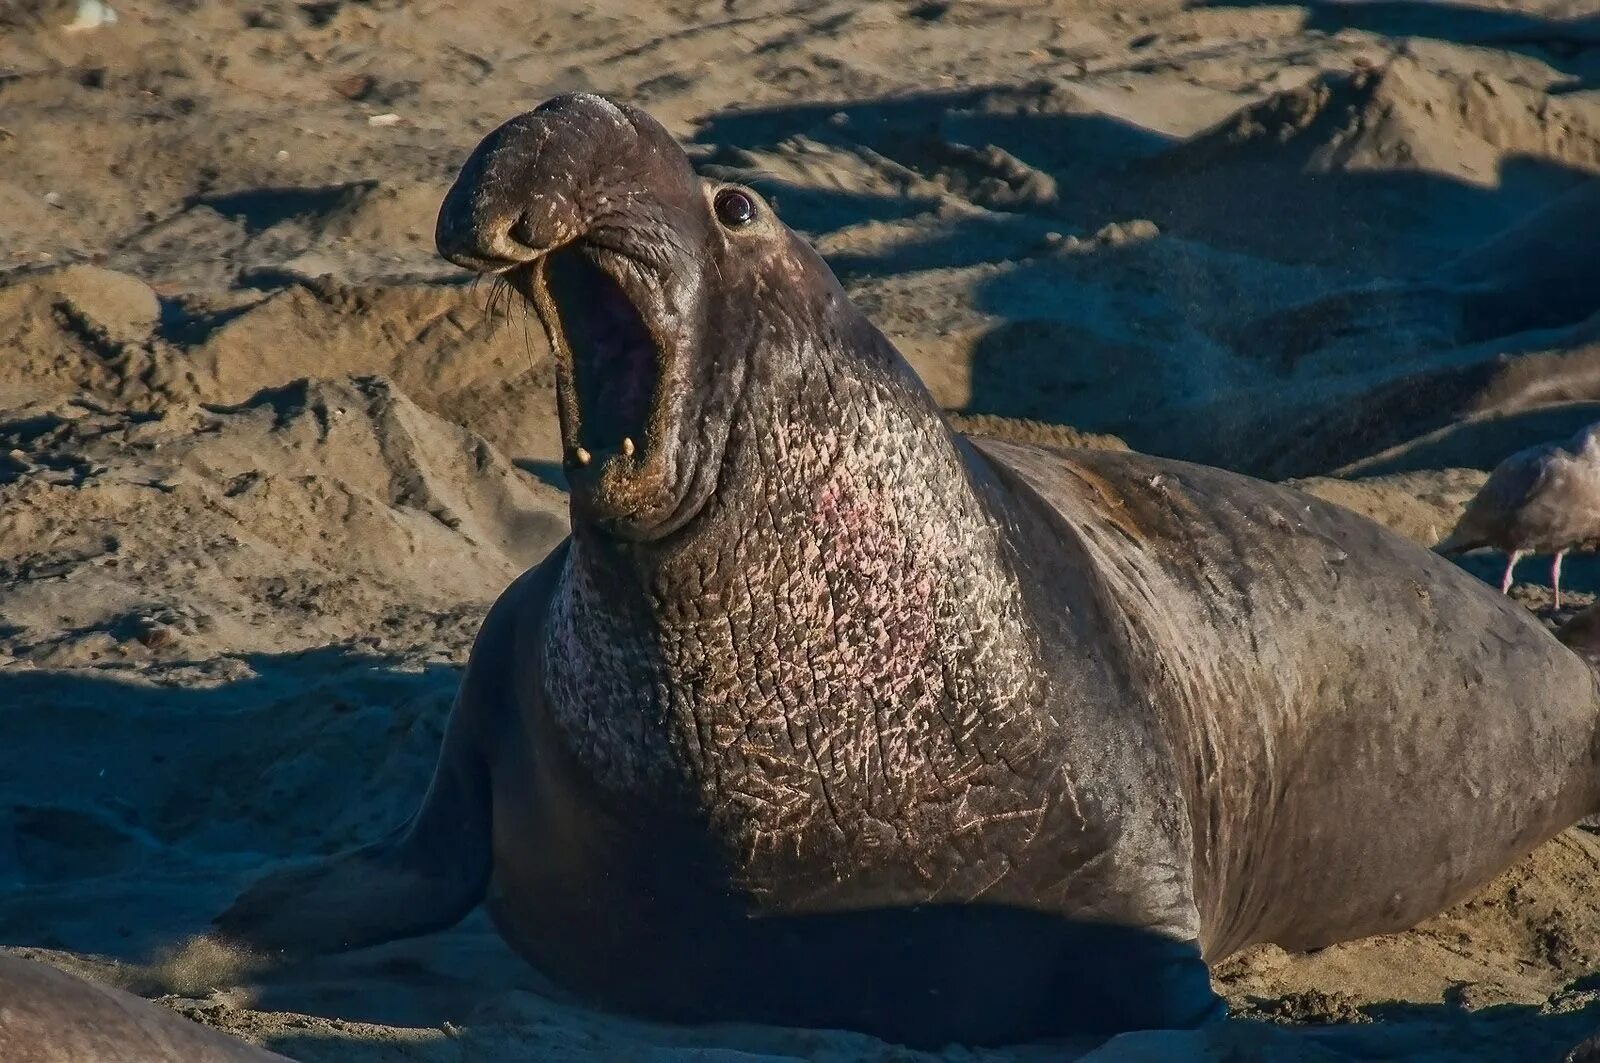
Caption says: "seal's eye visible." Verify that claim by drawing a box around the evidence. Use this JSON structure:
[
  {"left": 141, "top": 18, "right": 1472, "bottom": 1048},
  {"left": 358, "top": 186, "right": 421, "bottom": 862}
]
[{"left": 714, "top": 188, "right": 756, "bottom": 229}]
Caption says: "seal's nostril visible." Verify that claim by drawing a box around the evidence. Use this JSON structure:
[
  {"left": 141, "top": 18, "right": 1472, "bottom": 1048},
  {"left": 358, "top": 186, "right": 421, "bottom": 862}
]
[
  {"left": 475, "top": 211, "right": 551, "bottom": 264},
  {"left": 508, "top": 214, "right": 540, "bottom": 251},
  {"left": 435, "top": 199, "right": 545, "bottom": 271}
]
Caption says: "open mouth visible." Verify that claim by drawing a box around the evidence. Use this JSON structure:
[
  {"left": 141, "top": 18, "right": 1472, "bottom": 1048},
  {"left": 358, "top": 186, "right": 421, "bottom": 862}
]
[{"left": 534, "top": 246, "right": 662, "bottom": 470}]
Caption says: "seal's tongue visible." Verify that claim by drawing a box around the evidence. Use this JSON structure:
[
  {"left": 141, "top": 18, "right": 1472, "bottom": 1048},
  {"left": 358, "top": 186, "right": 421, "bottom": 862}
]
[{"left": 544, "top": 246, "right": 659, "bottom": 457}]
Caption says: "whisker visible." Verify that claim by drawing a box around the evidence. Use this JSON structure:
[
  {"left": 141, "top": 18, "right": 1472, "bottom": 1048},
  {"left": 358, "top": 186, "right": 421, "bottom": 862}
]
[
  {"left": 484, "top": 277, "right": 510, "bottom": 338},
  {"left": 517, "top": 289, "right": 537, "bottom": 377}
]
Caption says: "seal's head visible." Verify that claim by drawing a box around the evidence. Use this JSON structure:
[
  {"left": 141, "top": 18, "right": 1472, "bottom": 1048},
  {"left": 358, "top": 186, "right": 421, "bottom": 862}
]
[{"left": 437, "top": 92, "right": 867, "bottom": 540}]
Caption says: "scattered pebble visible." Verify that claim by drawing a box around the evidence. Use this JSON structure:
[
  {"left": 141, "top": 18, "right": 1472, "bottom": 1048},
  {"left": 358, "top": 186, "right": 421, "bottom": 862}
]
[
  {"left": 332, "top": 74, "right": 377, "bottom": 101},
  {"left": 63, "top": 0, "right": 117, "bottom": 31},
  {"left": 367, "top": 113, "right": 403, "bottom": 127},
  {"left": 1094, "top": 219, "right": 1161, "bottom": 245},
  {"left": 136, "top": 621, "right": 179, "bottom": 650}
]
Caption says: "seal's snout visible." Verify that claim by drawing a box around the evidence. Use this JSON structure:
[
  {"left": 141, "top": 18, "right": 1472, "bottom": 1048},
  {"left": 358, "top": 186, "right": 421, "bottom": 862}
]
[
  {"left": 436, "top": 92, "right": 692, "bottom": 276},
  {"left": 434, "top": 203, "right": 541, "bottom": 272},
  {"left": 434, "top": 110, "right": 584, "bottom": 273},
  {"left": 435, "top": 187, "right": 574, "bottom": 274}
]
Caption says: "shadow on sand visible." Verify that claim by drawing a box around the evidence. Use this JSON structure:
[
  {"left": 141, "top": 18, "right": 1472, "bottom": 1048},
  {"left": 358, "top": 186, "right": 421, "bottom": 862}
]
[
  {"left": 1198, "top": 0, "right": 1600, "bottom": 90},
  {"left": 696, "top": 84, "right": 1600, "bottom": 486},
  {"left": 2, "top": 653, "right": 1600, "bottom": 1058},
  {"left": 0, "top": 648, "right": 460, "bottom": 954}
]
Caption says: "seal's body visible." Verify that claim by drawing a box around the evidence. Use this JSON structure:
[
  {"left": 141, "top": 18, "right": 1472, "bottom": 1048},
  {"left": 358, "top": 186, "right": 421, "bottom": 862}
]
[
  {"left": 216, "top": 93, "right": 1600, "bottom": 1047},
  {"left": 0, "top": 954, "right": 288, "bottom": 1063}
]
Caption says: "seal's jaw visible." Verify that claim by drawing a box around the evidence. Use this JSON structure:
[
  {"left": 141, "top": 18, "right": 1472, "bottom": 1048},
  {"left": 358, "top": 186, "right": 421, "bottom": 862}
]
[
  {"left": 540, "top": 247, "right": 660, "bottom": 465},
  {"left": 432, "top": 92, "right": 822, "bottom": 540},
  {"left": 511, "top": 244, "right": 690, "bottom": 535}
]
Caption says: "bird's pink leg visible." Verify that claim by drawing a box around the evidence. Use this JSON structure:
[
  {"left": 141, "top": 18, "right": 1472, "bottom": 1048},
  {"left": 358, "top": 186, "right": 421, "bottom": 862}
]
[
  {"left": 1501, "top": 550, "right": 1526, "bottom": 595},
  {"left": 1553, "top": 550, "right": 1566, "bottom": 610}
]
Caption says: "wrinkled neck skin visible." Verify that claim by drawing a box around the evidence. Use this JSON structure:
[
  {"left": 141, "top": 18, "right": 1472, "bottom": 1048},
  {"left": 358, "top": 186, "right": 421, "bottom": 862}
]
[{"left": 540, "top": 301, "right": 1060, "bottom": 905}]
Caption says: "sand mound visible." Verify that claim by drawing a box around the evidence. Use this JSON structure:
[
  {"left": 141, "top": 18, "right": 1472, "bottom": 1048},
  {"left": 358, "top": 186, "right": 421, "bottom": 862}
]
[
  {"left": 0, "top": 374, "right": 566, "bottom": 666},
  {"left": 1163, "top": 58, "right": 1600, "bottom": 183},
  {"left": 0, "top": 264, "right": 170, "bottom": 409},
  {"left": 949, "top": 412, "right": 1128, "bottom": 452},
  {"left": 177, "top": 277, "right": 559, "bottom": 461},
  {"left": 0, "top": 265, "right": 561, "bottom": 464},
  {"left": 1135, "top": 57, "right": 1600, "bottom": 268},
  {"left": 1237, "top": 178, "right": 1600, "bottom": 377},
  {"left": 118, "top": 180, "right": 459, "bottom": 291},
  {"left": 1289, "top": 468, "right": 1487, "bottom": 547},
  {"left": 1236, "top": 316, "right": 1600, "bottom": 479}
]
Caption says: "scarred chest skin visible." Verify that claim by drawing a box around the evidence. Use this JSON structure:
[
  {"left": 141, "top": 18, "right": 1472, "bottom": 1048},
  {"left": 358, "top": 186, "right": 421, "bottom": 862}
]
[{"left": 529, "top": 343, "right": 1195, "bottom": 932}]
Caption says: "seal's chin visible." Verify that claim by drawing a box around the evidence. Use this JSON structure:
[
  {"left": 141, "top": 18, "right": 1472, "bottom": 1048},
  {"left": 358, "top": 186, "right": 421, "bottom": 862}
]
[{"left": 514, "top": 245, "right": 678, "bottom": 530}]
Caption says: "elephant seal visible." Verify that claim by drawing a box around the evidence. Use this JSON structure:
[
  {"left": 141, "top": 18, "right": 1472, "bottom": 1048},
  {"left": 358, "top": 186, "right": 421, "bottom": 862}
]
[
  {"left": 214, "top": 93, "right": 1600, "bottom": 1047},
  {"left": 0, "top": 953, "right": 288, "bottom": 1062}
]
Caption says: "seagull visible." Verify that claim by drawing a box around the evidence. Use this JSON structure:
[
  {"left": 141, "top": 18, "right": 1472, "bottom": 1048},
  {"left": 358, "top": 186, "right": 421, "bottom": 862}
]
[{"left": 1434, "top": 422, "right": 1600, "bottom": 609}]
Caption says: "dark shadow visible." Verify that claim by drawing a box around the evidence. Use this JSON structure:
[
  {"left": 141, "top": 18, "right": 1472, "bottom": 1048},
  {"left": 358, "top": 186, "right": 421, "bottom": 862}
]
[
  {"left": 236, "top": 908, "right": 1217, "bottom": 1048},
  {"left": 514, "top": 457, "right": 569, "bottom": 491},
  {"left": 693, "top": 84, "right": 1174, "bottom": 259},
  {"left": 200, "top": 378, "right": 336, "bottom": 429},
  {"left": 696, "top": 84, "right": 1174, "bottom": 179},
  {"left": 0, "top": 646, "right": 461, "bottom": 958},
  {"left": 694, "top": 82, "right": 1600, "bottom": 480},
  {"left": 956, "top": 314, "right": 1162, "bottom": 437},
  {"left": 251, "top": 961, "right": 1600, "bottom": 1059},
  {"left": 190, "top": 181, "right": 378, "bottom": 237},
  {"left": 154, "top": 293, "right": 257, "bottom": 346},
  {"left": 1195, "top": 0, "right": 1600, "bottom": 87},
  {"left": 0, "top": 410, "right": 81, "bottom": 449},
  {"left": 958, "top": 159, "right": 1600, "bottom": 474},
  {"left": 1128, "top": 147, "right": 1589, "bottom": 276},
  {"left": 223, "top": 912, "right": 552, "bottom": 1030}
]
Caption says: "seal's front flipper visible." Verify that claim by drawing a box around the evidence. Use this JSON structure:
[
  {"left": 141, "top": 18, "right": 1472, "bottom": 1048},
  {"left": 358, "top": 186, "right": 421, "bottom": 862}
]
[
  {"left": 212, "top": 713, "right": 491, "bottom": 961},
  {"left": 212, "top": 549, "right": 560, "bottom": 963}
]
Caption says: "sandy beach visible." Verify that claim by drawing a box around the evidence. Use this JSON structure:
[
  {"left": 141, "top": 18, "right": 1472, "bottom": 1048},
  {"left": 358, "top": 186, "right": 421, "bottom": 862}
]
[{"left": 4, "top": 0, "right": 1600, "bottom": 1058}]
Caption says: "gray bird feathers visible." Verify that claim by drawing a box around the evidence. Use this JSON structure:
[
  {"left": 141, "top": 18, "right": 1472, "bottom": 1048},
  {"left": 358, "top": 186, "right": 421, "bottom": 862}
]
[{"left": 1435, "top": 422, "right": 1600, "bottom": 605}]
